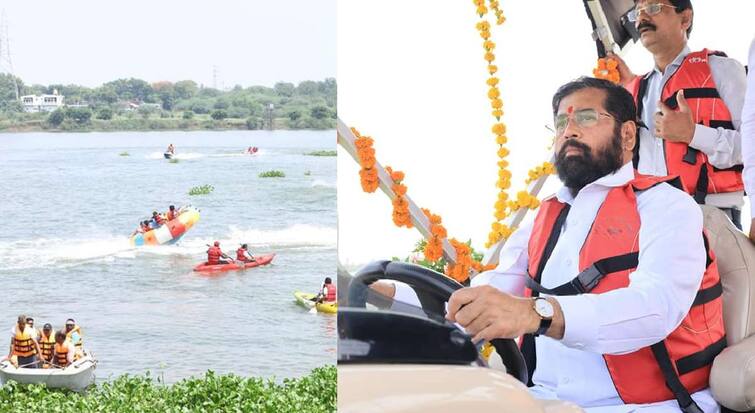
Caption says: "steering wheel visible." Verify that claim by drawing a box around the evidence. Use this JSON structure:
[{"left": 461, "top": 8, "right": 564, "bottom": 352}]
[{"left": 348, "top": 260, "right": 529, "bottom": 384}]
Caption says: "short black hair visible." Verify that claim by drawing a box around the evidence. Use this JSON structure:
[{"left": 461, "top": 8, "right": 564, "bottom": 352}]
[
  {"left": 552, "top": 77, "right": 637, "bottom": 126},
  {"left": 324, "top": 277, "right": 332, "bottom": 284}
]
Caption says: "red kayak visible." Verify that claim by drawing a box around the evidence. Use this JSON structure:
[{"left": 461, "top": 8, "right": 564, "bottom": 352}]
[{"left": 193, "top": 253, "right": 276, "bottom": 273}]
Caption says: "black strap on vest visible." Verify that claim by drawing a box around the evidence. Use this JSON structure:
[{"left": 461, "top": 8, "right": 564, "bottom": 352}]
[
  {"left": 663, "top": 88, "right": 720, "bottom": 109},
  {"left": 525, "top": 252, "right": 638, "bottom": 296},
  {"left": 522, "top": 204, "right": 571, "bottom": 386},
  {"left": 650, "top": 341, "right": 705, "bottom": 413},
  {"left": 633, "top": 76, "right": 651, "bottom": 169}
]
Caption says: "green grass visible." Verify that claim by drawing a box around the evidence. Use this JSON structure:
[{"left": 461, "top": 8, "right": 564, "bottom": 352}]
[
  {"left": 189, "top": 184, "right": 214, "bottom": 196},
  {"left": 259, "top": 170, "right": 286, "bottom": 178},
  {"left": 0, "top": 365, "right": 336, "bottom": 413},
  {"left": 305, "top": 150, "right": 336, "bottom": 157}
]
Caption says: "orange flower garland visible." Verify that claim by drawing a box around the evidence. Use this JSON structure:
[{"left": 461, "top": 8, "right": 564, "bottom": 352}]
[
  {"left": 446, "top": 239, "right": 473, "bottom": 283},
  {"left": 352, "top": 127, "right": 379, "bottom": 193},
  {"left": 593, "top": 57, "right": 620, "bottom": 84},
  {"left": 386, "top": 166, "right": 412, "bottom": 228},
  {"left": 422, "top": 208, "right": 445, "bottom": 261}
]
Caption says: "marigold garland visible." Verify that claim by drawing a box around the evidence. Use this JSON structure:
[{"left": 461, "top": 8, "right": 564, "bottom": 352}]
[
  {"left": 421, "top": 208, "right": 445, "bottom": 262},
  {"left": 386, "top": 166, "right": 412, "bottom": 228},
  {"left": 593, "top": 57, "right": 620, "bottom": 84},
  {"left": 352, "top": 128, "right": 379, "bottom": 193}
]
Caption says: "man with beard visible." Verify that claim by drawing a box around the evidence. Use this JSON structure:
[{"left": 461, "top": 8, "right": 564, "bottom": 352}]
[
  {"left": 447, "top": 77, "right": 724, "bottom": 412},
  {"left": 610, "top": 0, "right": 747, "bottom": 229}
]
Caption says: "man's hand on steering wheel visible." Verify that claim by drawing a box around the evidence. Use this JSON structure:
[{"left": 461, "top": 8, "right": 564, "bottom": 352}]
[{"left": 447, "top": 286, "right": 565, "bottom": 342}]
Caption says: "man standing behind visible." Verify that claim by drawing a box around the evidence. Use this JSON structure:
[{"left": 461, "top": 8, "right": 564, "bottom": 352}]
[
  {"left": 611, "top": 0, "right": 747, "bottom": 228},
  {"left": 8, "top": 314, "right": 42, "bottom": 368},
  {"left": 742, "top": 35, "right": 755, "bottom": 241}
]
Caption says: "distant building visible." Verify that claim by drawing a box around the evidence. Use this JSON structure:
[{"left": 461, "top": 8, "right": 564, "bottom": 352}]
[{"left": 20, "top": 90, "right": 64, "bottom": 112}]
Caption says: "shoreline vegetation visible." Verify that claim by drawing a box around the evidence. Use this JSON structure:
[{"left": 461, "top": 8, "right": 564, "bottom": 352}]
[
  {"left": 0, "top": 75, "right": 336, "bottom": 133},
  {"left": 0, "top": 365, "right": 336, "bottom": 412}
]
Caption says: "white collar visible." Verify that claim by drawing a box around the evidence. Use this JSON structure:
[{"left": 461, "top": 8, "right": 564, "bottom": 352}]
[
  {"left": 646, "top": 45, "right": 691, "bottom": 78},
  {"left": 555, "top": 162, "right": 634, "bottom": 204}
]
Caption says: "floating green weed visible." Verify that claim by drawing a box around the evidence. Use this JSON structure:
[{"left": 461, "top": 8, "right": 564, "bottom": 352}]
[
  {"left": 189, "top": 184, "right": 214, "bottom": 196},
  {"left": 169, "top": 158, "right": 179, "bottom": 164},
  {"left": 259, "top": 170, "right": 285, "bottom": 178},
  {"left": 119, "top": 151, "right": 130, "bottom": 156},
  {"left": 305, "top": 150, "right": 336, "bottom": 157},
  {"left": 304, "top": 170, "right": 311, "bottom": 176},
  {"left": 0, "top": 365, "right": 336, "bottom": 412}
]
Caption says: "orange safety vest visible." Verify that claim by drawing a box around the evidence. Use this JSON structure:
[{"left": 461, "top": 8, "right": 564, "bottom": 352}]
[
  {"left": 37, "top": 332, "right": 55, "bottom": 361},
  {"left": 167, "top": 210, "right": 177, "bottom": 221},
  {"left": 12, "top": 327, "right": 37, "bottom": 357},
  {"left": 207, "top": 247, "right": 222, "bottom": 264},
  {"left": 54, "top": 342, "right": 70, "bottom": 367},
  {"left": 236, "top": 248, "right": 248, "bottom": 261},
  {"left": 523, "top": 174, "right": 725, "bottom": 407},
  {"left": 324, "top": 283, "right": 336, "bottom": 302},
  {"left": 626, "top": 49, "right": 743, "bottom": 204}
]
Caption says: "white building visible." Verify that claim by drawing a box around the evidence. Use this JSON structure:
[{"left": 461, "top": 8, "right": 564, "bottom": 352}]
[{"left": 20, "top": 90, "right": 64, "bottom": 112}]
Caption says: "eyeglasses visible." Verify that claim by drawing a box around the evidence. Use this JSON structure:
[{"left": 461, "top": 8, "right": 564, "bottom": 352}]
[
  {"left": 554, "top": 108, "right": 614, "bottom": 135},
  {"left": 627, "top": 3, "right": 676, "bottom": 22}
]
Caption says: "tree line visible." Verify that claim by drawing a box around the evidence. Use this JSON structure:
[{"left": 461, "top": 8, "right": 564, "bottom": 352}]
[{"left": 0, "top": 74, "right": 336, "bottom": 130}]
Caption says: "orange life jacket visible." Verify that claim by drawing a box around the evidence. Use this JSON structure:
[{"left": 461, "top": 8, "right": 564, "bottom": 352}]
[
  {"left": 54, "top": 342, "right": 70, "bottom": 367},
  {"left": 65, "top": 325, "right": 83, "bottom": 348},
  {"left": 626, "top": 49, "right": 743, "bottom": 204},
  {"left": 523, "top": 174, "right": 725, "bottom": 408},
  {"left": 324, "top": 283, "right": 336, "bottom": 302},
  {"left": 236, "top": 248, "right": 249, "bottom": 261},
  {"left": 153, "top": 215, "right": 165, "bottom": 225},
  {"left": 37, "top": 332, "right": 55, "bottom": 362},
  {"left": 207, "top": 246, "right": 222, "bottom": 265},
  {"left": 167, "top": 210, "right": 177, "bottom": 221},
  {"left": 12, "top": 327, "right": 36, "bottom": 357}
]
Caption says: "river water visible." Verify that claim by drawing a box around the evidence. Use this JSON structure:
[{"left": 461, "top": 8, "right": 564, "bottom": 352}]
[{"left": 0, "top": 130, "right": 336, "bottom": 383}]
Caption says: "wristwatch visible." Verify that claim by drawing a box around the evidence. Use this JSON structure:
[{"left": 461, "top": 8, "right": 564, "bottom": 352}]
[{"left": 532, "top": 297, "right": 554, "bottom": 336}]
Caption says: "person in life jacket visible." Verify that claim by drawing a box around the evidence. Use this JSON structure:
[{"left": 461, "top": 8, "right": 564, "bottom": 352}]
[
  {"left": 36, "top": 323, "right": 55, "bottom": 367},
  {"left": 64, "top": 319, "right": 83, "bottom": 355},
  {"left": 151, "top": 211, "right": 165, "bottom": 228},
  {"left": 166, "top": 144, "right": 175, "bottom": 154},
  {"left": 7, "top": 314, "right": 42, "bottom": 369},
  {"left": 166, "top": 205, "right": 178, "bottom": 221},
  {"left": 52, "top": 331, "right": 74, "bottom": 368},
  {"left": 313, "top": 277, "right": 336, "bottom": 304},
  {"left": 25, "top": 317, "right": 40, "bottom": 340},
  {"left": 609, "top": 0, "right": 747, "bottom": 229},
  {"left": 447, "top": 77, "right": 725, "bottom": 412},
  {"left": 236, "top": 244, "right": 256, "bottom": 263},
  {"left": 207, "top": 241, "right": 233, "bottom": 265}
]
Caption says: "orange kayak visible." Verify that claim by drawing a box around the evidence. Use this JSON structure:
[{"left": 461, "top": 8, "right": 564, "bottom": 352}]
[{"left": 193, "top": 253, "right": 276, "bottom": 273}]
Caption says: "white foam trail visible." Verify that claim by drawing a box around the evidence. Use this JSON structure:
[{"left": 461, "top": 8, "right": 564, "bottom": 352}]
[
  {"left": 310, "top": 180, "right": 336, "bottom": 189},
  {"left": 0, "top": 236, "right": 133, "bottom": 271},
  {"left": 0, "top": 224, "right": 336, "bottom": 271},
  {"left": 147, "top": 152, "right": 205, "bottom": 160}
]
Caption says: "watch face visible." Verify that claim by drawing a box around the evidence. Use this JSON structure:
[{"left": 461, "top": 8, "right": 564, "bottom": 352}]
[{"left": 534, "top": 298, "right": 554, "bottom": 318}]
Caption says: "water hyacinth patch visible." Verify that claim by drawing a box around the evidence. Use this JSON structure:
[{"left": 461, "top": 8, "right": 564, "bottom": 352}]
[
  {"left": 0, "top": 365, "right": 336, "bottom": 412},
  {"left": 189, "top": 184, "right": 214, "bottom": 196},
  {"left": 259, "top": 170, "right": 285, "bottom": 178},
  {"left": 305, "top": 150, "right": 336, "bottom": 157}
]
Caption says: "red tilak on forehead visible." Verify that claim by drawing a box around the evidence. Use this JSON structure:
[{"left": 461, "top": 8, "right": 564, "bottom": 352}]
[{"left": 567, "top": 106, "right": 574, "bottom": 114}]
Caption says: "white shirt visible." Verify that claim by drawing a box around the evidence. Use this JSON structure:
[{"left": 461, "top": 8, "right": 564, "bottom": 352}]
[
  {"left": 474, "top": 162, "right": 718, "bottom": 412},
  {"left": 637, "top": 46, "right": 747, "bottom": 209},
  {"left": 742, "top": 37, "right": 755, "bottom": 218}
]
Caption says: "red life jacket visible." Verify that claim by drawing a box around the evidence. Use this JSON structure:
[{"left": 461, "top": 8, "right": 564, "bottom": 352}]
[
  {"left": 207, "top": 247, "right": 222, "bottom": 265},
  {"left": 324, "top": 283, "right": 336, "bottom": 302},
  {"left": 167, "top": 210, "right": 177, "bottom": 221},
  {"left": 524, "top": 174, "right": 725, "bottom": 406},
  {"left": 236, "top": 248, "right": 248, "bottom": 261},
  {"left": 626, "top": 49, "right": 743, "bottom": 203},
  {"left": 154, "top": 215, "right": 165, "bottom": 225}
]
